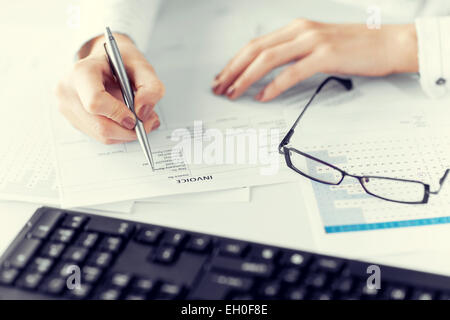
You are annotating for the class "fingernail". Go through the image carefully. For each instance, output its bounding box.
[215,74,220,80]
[216,83,228,95]
[122,117,136,130]
[255,88,266,101]
[139,105,153,122]
[212,83,221,94]
[152,119,160,130]
[211,76,220,87]
[226,86,235,99]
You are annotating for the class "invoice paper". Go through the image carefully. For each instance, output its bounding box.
[52,103,297,208]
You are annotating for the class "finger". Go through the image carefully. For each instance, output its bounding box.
[57,76,138,144]
[213,20,312,95]
[142,111,161,133]
[74,63,137,130]
[127,62,165,122]
[225,37,316,99]
[107,139,132,145]
[92,117,139,142]
[256,54,321,102]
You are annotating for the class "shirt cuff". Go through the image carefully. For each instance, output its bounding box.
[73,0,161,59]
[415,16,450,98]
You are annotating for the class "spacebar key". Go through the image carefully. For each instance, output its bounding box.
[210,256,274,278]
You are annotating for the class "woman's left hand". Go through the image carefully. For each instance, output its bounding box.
[212,19,418,102]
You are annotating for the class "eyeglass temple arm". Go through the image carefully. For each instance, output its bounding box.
[278,76,353,154]
[429,169,450,195]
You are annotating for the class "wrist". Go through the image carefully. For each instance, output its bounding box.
[389,24,418,74]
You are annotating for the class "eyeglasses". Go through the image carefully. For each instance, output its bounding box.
[279,76,449,204]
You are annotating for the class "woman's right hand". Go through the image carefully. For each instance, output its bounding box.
[56,33,165,144]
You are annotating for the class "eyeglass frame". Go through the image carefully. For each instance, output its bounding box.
[278,76,449,204]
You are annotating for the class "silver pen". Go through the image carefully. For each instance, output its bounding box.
[103,27,155,170]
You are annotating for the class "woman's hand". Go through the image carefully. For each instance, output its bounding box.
[56,34,165,144]
[213,19,418,102]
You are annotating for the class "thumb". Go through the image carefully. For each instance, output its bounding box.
[128,62,165,122]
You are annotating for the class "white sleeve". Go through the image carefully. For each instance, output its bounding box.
[415,16,450,98]
[74,0,161,56]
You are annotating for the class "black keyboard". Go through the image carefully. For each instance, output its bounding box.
[0,207,449,300]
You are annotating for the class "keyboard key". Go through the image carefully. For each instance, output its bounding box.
[17,271,43,290]
[0,267,19,285]
[411,290,435,300]
[62,215,88,230]
[156,283,183,300]
[110,273,132,288]
[85,218,134,238]
[186,236,211,253]
[29,210,62,239]
[190,273,253,300]
[7,238,41,269]
[386,285,408,300]
[132,277,156,294]
[258,281,281,299]
[285,287,307,300]
[210,256,274,278]
[30,257,54,274]
[97,288,122,300]
[55,262,77,278]
[213,273,253,290]
[82,266,102,284]
[88,252,113,269]
[310,291,333,300]
[154,246,177,264]
[332,277,354,294]
[162,232,188,247]
[76,232,99,248]
[40,276,66,295]
[41,242,65,259]
[100,236,122,253]
[51,228,75,243]
[305,272,327,289]
[360,283,380,299]
[282,252,311,268]
[251,247,280,262]
[125,293,147,300]
[219,242,248,257]
[314,257,344,273]
[63,246,88,263]
[66,283,91,299]
[279,268,301,284]
[135,227,162,245]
